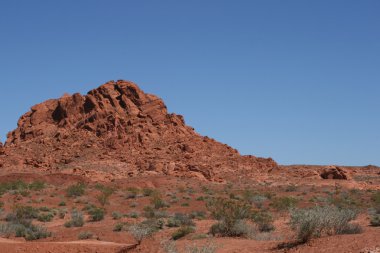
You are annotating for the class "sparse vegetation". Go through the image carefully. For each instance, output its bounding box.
[271,196,298,211]
[207,198,253,237]
[172,226,195,240]
[64,210,84,228]
[66,183,86,197]
[290,205,361,243]
[87,207,105,222]
[78,231,93,240]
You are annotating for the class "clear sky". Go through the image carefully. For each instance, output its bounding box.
[1,1,379,166]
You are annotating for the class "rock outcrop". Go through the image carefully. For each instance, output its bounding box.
[320,166,349,180]
[1,80,277,181]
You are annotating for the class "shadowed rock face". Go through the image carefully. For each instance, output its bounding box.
[1,80,277,181]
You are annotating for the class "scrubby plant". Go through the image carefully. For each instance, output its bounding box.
[64,210,84,228]
[251,210,275,232]
[1,207,51,240]
[128,221,157,244]
[37,212,55,222]
[142,188,155,197]
[66,183,86,197]
[189,211,206,220]
[113,222,127,232]
[112,211,123,220]
[270,196,298,211]
[58,208,67,219]
[29,181,46,191]
[167,213,195,228]
[78,231,93,240]
[172,226,195,240]
[207,198,253,237]
[370,215,380,226]
[289,205,361,243]
[127,211,140,219]
[87,207,105,222]
[151,194,168,209]
[95,184,114,206]
[185,241,218,253]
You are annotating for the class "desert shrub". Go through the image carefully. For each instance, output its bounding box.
[271,196,298,211]
[142,206,167,219]
[66,183,86,197]
[185,241,218,253]
[113,222,126,232]
[251,210,275,232]
[78,231,93,240]
[142,188,155,197]
[250,195,268,209]
[207,198,252,237]
[87,207,105,222]
[127,211,140,219]
[1,212,51,241]
[95,184,114,206]
[151,194,168,209]
[58,201,66,206]
[371,191,380,203]
[58,208,67,219]
[9,205,39,221]
[290,206,360,243]
[112,211,123,220]
[128,221,158,244]
[189,211,206,220]
[285,184,298,192]
[37,212,55,222]
[167,213,195,228]
[328,191,362,209]
[64,210,84,228]
[172,226,195,240]
[29,181,46,191]
[17,223,51,241]
[162,240,178,253]
[370,214,380,226]
[210,219,255,238]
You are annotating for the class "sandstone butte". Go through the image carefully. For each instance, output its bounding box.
[0,80,277,182]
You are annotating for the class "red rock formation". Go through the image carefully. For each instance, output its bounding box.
[320,166,349,180]
[1,80,277,181]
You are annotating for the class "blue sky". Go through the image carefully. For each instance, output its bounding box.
[1,1,379,165]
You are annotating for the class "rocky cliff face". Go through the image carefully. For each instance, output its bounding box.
[0,80,277,181]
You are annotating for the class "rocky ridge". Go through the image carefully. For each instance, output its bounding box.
[0,80,277,181]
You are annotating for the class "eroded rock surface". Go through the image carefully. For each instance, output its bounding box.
[1,80,277,181]
[320,166,349,180]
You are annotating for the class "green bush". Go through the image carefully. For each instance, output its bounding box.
[370,214,380,226]
[95,184,114,206]
[29,181,46,191]
[252,210,275,232]
[127,219,164,242]
[143,188,155,197]
[78,231,93,240]
[172,226,195,240]
[0,210,51,241]
[271,196,298,211]
[167,213,195,228]
[151,194,168,209]
[37,212,55,222]
[66,183,86,197]
[88,207,105,222]
[112,211,123,220]
[64,210,84,228]
[113,222,125,232]
[207,198,252,237]
[290,206,361,243]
